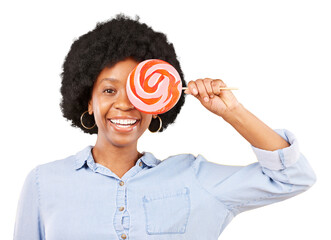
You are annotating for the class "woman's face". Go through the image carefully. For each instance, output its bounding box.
[88,57,153,148]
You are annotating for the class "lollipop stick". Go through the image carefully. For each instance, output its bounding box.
[182,87,238,91]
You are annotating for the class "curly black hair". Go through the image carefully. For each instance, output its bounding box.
[59,13,186,134]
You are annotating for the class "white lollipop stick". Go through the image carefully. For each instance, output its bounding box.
[182,87,238,91]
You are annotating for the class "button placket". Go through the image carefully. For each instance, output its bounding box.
[114,180,129,239]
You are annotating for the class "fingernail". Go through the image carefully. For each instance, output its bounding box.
[192,88,198,95]
[204,97,209,102]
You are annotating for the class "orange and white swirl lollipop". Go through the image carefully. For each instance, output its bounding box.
[126,59,182,114]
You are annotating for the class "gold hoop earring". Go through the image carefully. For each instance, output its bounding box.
[148,115,162,133]
[80,110,96,129]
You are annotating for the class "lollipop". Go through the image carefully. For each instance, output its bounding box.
[126,59,182,114]
[126,59,238,114]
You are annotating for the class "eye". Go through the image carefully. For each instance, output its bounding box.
[104,88,116,94]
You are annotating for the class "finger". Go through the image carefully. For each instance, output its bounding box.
[219,79,227,87]
[203,78,214,99]
[196,79,210,103]
[186,80,198,96]
[212,79,226,95]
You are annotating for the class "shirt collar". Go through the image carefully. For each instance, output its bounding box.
[74,145,161,170]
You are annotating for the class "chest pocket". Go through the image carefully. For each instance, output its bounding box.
[142,187,191,235]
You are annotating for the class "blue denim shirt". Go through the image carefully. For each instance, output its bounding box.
[14,129,316,240]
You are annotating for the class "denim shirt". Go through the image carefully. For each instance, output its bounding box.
[14,129,316,240]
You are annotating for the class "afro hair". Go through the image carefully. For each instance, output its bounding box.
[59,13,186,134]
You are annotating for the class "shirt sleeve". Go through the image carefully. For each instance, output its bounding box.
[191,129,317,216]
[13,166,44,240]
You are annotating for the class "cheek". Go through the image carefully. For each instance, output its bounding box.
[93,97,112,118]
[141,115,153,129]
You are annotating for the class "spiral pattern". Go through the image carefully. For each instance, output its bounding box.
[126,59,182,114]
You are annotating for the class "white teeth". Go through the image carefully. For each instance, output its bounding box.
[116,124,132,128]
[110,119,137,125]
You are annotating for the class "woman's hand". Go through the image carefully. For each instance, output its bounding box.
[184,78,241,119]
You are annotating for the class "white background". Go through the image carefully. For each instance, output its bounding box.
[1,0,330,239]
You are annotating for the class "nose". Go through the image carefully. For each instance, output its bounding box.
[114,89,135,111]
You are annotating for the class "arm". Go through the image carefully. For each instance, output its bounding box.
[186,78,316,215]
[222,103,289,151]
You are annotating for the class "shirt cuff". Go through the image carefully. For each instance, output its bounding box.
[250,129,301,171]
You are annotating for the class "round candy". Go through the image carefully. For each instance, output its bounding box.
[126,59,182,114]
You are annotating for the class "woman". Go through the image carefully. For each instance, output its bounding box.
[14,14,316,240]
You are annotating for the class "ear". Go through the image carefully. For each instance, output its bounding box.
[88,100,93,115]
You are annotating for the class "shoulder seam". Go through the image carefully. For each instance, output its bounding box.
[34,166,45,239]
[34,166,41,220]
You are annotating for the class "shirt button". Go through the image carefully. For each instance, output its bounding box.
[119,181,124,186]
[139,162,143,167]
[121,233,127,239]
[119,206,125,211]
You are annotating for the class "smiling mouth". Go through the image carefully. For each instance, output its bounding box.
[108,119,140,130]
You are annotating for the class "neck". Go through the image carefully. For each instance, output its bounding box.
[91,135,142,178]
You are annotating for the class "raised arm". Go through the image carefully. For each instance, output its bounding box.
[185,78,316,217]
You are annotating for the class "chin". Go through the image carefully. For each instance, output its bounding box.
[107,136,138,148]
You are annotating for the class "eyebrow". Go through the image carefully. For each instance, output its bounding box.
[100,78,120,83]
